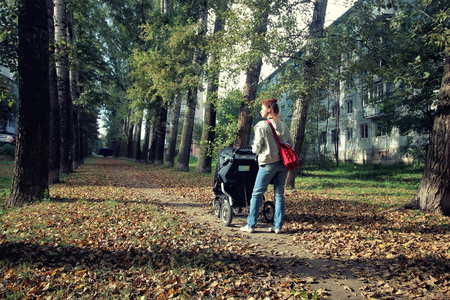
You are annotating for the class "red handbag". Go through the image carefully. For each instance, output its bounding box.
[267,120,301,170]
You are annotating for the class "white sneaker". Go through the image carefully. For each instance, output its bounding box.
[268,227,281,234]
[240,225,255,233]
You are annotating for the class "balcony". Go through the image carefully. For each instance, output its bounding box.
[362,104,382,119]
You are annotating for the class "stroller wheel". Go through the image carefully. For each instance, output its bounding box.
[213,198,221,218]
[220,201,233,226]
[233,207,242,214]
[262,201,275,222]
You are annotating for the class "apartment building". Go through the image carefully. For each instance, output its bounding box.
[262,3,425,165]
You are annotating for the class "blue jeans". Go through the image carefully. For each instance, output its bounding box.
[247,160,288,230]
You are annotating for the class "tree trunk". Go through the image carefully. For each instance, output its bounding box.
[72,108,79,168]
[160,0,171,17]
[48,0,60,184]
[405,52,450,216]
[148,120,157,164]
[154,104,167,165]
[176,88,196,171]
[334,84,340,167]
[233,7,268,148]
[285,0,328,190]
[196,13,224,173]
[176,2,207,170]
[132,118,142,161]
[126,119,134,158]
[165,92,182,167]
[67,7,81,170]
[141,115,151,163]
[8,0,50,207]
[54,0,73,174]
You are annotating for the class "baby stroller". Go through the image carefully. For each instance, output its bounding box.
[213,147,275,226]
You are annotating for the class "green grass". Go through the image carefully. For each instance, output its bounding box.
[297,163,423,206]
[0,160,13,190]
[1,157,423,211]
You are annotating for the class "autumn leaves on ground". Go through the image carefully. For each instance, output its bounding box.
[1,158,449,299]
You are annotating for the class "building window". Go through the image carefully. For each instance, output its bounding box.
[347,128,353,141]
[346,100,353,114]
[361,89,368,107]
[319,131,326,144]
[331,129,339,143]
[372,82,384,100]
[376,122,387,136]
[361,124,369,139]
[332,105,338,118]
[362,82,387,106]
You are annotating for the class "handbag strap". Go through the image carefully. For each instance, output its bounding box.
[266,120,282,148]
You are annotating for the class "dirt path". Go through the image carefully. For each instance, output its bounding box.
[147,187,367,299]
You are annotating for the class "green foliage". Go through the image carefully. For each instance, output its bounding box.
[212,90,242,156]
[399,135,428,166]
[127,22,201,105]
[0,0,18,72]
[0,75,17,123]
[0,144,15,157]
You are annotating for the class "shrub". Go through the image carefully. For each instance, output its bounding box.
[0,144,15,158]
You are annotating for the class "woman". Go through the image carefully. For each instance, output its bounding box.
[240,98,293,234]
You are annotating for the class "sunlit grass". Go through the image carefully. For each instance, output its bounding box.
[296,163,423,206]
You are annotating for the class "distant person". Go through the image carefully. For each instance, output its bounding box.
[240,98,293,234]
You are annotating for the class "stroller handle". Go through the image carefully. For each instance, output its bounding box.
[233,147,258,161]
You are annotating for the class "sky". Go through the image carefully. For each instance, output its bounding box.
[258,0,356,78]
[326,0,356,26]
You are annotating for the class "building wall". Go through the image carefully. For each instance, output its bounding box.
[317,81,418,164]
[264,69,421,165]
[260,3,426,165]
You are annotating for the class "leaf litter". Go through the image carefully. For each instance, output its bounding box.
[0,157,449,299]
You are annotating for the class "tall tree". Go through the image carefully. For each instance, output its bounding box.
[285,0,328,189]
[141,111,151,163]
[401,0,450,215]
[196,2,226,173]
[407,52,450,215]
[132,117,142,161]
[176,0,208,171]
[233,0,269,147]
[54,0,73,174]
[164,92,181,167]
[8,0,50,206]
[154,101,167,165]
[67,6,82,169]
[48,0,60,184]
